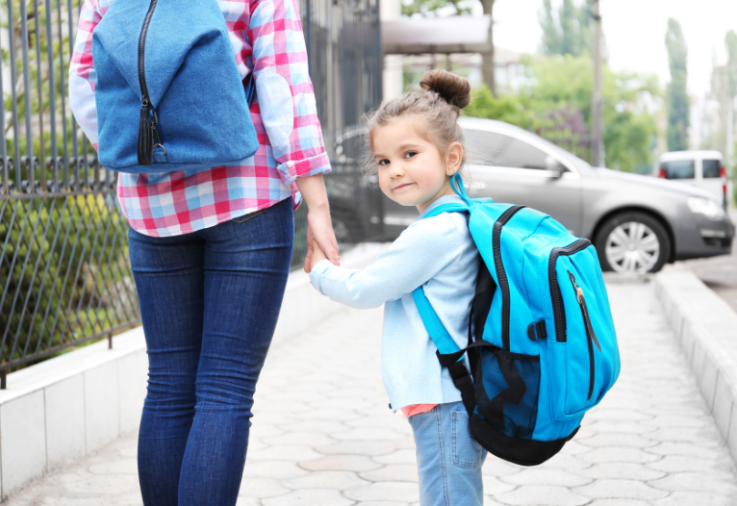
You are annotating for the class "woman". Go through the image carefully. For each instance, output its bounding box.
[69,0,337,504]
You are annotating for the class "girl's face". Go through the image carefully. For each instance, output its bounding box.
[372,117,462,214]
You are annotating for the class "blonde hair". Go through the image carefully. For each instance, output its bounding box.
[364,69,471,172]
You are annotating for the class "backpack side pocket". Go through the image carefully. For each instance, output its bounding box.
[473,347,540,439]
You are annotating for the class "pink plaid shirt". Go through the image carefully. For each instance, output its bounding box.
[70,0,330,237]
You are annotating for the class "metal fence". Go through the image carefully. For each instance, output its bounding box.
[0,0,383,384]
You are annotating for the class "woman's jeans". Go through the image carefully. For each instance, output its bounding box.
[407,402,487,506]
[128,198,293,506]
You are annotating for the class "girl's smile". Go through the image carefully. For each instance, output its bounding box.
[393,182,415,191]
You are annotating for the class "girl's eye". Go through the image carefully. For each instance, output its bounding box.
[378,159,389,166]
[404,151,417,159]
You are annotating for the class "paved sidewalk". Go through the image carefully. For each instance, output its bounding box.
[6,279,737,505]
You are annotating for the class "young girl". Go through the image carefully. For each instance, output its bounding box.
[309,69,486,505]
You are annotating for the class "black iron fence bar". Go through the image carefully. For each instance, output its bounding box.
[0,15,6,192]
[34,0,46,192]
[46,0,59,190]
[57,0,70,185]
[8,0,22,187]
[20,0,34,192]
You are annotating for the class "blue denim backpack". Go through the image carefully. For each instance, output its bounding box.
[413,174,620,466]
[92,0,259,173]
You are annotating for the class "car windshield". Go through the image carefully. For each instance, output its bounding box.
[661,160,695,179]
[703,159,721,178]
[462,125,592,172]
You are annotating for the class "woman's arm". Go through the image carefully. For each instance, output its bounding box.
[247,0,339,270]
[296,174,340,271]
[69,0,101,149]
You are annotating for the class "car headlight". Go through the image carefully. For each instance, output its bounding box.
[687,197,727,220]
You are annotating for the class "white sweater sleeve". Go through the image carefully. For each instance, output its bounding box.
[309,215,462,309]
[68,0,101,147]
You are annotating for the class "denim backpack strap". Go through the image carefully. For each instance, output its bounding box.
[412,287,476,417]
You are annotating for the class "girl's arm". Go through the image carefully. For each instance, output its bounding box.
[309,216,460,309]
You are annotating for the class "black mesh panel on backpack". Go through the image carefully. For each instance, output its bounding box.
[473,348,541,439]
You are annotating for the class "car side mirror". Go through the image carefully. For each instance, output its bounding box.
[545,156,566,179]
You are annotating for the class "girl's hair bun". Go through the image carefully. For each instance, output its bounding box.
[419,69,471,110]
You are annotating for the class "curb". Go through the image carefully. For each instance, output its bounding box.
[653,269,737,463]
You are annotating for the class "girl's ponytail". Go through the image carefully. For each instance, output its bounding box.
[419,69,471,110]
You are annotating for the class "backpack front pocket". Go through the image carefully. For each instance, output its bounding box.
[473,347,540,439]
[547,243,619,421]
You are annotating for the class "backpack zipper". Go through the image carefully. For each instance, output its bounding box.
[568,271,600,400]
[137,0,160,165]
[492,205,525,351]
[548,238,591,342]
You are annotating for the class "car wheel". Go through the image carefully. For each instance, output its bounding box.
[594,212,671,274]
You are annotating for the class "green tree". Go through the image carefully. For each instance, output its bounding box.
[401,0,473,16]
[726,29,737,95]
[665,18,689,151]
[465,54,660,173]
[539,0,594,57]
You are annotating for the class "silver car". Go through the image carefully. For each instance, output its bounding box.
[381,118,735,273]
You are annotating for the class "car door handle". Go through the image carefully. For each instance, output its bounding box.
[467,181,487,190]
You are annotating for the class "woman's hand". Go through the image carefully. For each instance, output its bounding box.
[310,239,328,271]
[305,207,340,272]
[296,173,340,273]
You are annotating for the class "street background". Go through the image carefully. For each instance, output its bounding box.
[1,0,737,503]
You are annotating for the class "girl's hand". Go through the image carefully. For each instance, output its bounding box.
[310,239,327,271]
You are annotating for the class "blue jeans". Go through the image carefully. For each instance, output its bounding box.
[408,402,487,506]
[127,198,293,506]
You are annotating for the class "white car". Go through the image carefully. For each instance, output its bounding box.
[657,150,731,208]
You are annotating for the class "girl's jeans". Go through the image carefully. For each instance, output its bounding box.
[408,401,488,506]
[127,198,293,506]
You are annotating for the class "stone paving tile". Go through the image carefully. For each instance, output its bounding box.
[359,464,419,483]
[6,280,737,506]
[301,455,384,473]
[494,485,591,506]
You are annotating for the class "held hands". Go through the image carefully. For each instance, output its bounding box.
[310,239,328,272]
[304,206,340,273]
[296,173,340,273]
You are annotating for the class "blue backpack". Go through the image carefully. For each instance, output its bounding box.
[92,0,259,173]
[413,174,620,466]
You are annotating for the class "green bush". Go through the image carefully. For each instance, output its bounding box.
[0,194,134,369]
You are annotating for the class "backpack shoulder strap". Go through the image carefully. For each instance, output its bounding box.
[411,288,460,355]
[412,287,477,416]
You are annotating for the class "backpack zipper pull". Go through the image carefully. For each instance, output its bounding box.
[568,272,602,352]
[137,97,154,165]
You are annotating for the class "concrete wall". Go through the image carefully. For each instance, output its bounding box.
[654,269,737,464]
[0,243,388,500]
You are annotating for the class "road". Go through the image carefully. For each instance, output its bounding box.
[673,209,737,313]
